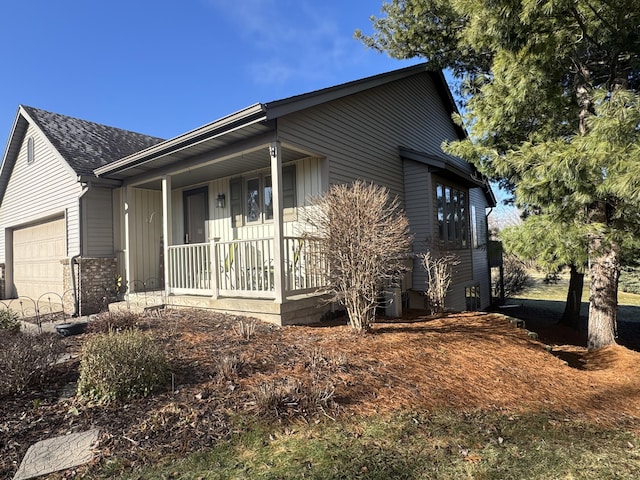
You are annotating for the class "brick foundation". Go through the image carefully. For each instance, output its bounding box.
[61,257,118,315]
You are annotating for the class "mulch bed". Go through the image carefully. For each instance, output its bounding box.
[2,309,639,478]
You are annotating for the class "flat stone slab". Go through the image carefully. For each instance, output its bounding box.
[13,429,99,480]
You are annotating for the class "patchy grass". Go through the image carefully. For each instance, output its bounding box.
[512,272,640,310]
[2,309,640,479]
[100,412,640,480]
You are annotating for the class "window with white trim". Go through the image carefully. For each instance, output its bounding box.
[230,165,296,227]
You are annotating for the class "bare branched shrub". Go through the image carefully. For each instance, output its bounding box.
[216,354,243,380]
[0,309,20,333]
[305,180,411,332]
[500,255,531,298]
[0,332,65,397]
[306,348,349,373]
[233,319,257,340]
[253,378,336,417]
[420,250,460,315]
[87,311,143,334]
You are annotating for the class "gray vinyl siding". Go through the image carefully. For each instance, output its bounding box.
[470,187,491,309]
[430,174,474,312]
[403,159,433,292]
[0,123,81,262]
[403,161,477,311]
[83,187,114,256]
[278,72,468,199]
[130,187,163,285]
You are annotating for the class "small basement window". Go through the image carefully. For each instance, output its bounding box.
[465,284,481,311]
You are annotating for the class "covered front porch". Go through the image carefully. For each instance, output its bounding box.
[96,108,330,323]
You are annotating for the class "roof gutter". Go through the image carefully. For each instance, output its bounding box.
[95,103,267,177]
[77,175,122,187]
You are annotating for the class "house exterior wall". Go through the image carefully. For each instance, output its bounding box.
[82,187,114,257]
[0,123,82,297]
[403,158,433,296]
[165,157,324,244]
[277,72,493,312]
[62,257,118,315]
[130,188,163,287]
[469,187,492,309]
[278,73,466,200]
[0,123,81,259]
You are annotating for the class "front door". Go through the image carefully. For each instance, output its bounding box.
[183,187,208,244]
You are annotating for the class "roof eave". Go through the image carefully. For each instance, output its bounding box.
[0,107,29,203]
[263,62,431,120]
[95,103,267,177]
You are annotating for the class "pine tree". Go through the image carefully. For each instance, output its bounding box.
[500,214,587,329]
[359,0,640,349]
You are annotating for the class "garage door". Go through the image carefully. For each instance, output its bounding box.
[13,217,66,299]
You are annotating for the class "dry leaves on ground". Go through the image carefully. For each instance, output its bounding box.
[1,309,639,479]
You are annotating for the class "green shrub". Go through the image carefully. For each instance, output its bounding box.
[620,266,640,295]
[0,332,64,396]
[0,309,20,333]
[78,328,170,402]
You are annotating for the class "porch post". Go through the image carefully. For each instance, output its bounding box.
[210,239,219,300]
[162,175,172,297]
[270,141,286,303]
[124,186,132,292]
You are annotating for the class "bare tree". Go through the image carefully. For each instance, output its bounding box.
[306,181,411,332]
[420,250,459,315]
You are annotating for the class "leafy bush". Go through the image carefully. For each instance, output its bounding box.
[0,332,64,396]
[0,309,20,333]
[78,329,170,402]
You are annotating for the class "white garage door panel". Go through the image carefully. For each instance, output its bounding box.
[13,218,66,298]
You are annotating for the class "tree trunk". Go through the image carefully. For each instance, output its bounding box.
[560,264,584,330]
[587,220,620,350]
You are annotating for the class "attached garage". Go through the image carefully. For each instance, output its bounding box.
[12,217,66,299]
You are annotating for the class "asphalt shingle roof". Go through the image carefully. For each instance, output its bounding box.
[22,106,165,176]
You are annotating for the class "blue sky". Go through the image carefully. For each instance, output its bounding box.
[0,1,513,215]
[0,1,419,141]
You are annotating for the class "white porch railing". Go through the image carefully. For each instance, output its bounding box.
[168,243,213,295]
[284,236,325,293]
[216,238,275,298]
[167,236,326,298]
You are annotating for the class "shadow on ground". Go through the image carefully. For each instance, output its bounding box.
[494,299,640,351]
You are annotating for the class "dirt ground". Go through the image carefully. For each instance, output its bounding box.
[2,309,639,478]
